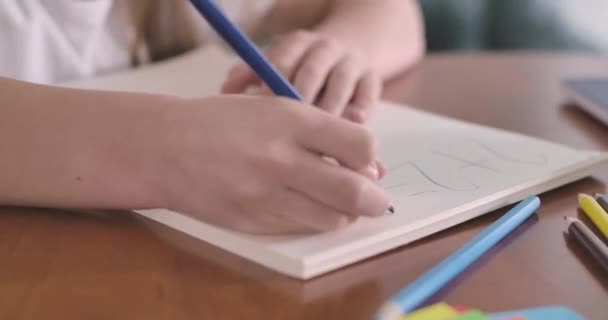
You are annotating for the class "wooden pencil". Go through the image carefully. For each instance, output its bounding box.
[594,192,608,213]
[564,217,608,272]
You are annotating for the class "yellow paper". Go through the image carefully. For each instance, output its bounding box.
[402,303,458,320]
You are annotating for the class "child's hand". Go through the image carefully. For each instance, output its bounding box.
[157,95,389,234]
[221,30,382,124]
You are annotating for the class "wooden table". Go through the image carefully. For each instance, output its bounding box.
[1,53,607,320]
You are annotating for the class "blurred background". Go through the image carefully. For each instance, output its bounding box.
[419,0,608,54]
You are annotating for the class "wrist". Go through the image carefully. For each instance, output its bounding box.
[72,92,179,211]
[117,95,182,210]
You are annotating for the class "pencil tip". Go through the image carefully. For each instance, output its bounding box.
[388,205,395,214]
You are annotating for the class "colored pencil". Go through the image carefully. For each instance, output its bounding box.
[374,196,541,320]
[188,0,301,99]
[564,217,608,272]
[578,193,608,239]
[594,192,608,213]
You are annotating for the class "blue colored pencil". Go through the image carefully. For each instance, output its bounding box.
[188,0,302,100]
[374,196,541,320]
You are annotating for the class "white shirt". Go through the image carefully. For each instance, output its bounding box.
[0,0,134,84]
[0,0,273,84]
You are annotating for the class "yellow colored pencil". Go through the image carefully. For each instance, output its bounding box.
[578,193,608,239]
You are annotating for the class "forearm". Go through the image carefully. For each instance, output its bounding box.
[0,78,169,210]
[313,0,425,79]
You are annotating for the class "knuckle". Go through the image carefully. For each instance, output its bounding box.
[317,37,340,52]
[260,141,294,177]
[288,30,313,43]
[237,151,292,207]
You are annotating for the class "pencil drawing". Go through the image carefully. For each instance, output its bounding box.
[472,139,548,165]
[431,151,502,174]
[380,137,550,197]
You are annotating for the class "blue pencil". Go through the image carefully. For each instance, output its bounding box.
[374,195,541,320]
[188,0,302,100]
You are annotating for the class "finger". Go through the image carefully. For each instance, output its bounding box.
[221,64,261,94]
[345,71,382,123]
[343,108,366,124]
[323,156,378,181]
[286,148,390,217]
[376,159,387,179]
[297,112,377,171]
[279,188,356,232]
[292,38,344,104]
[221,31,315,94]
[246,84,273,96]
[318,56,361,115]
[266,31,317,80]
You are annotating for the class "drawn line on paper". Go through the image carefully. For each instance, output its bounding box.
[383,182,411,190]
[431,151,503,174]
[472,139,548,165]
[386,161,414,172]
[384,161,480,193]
[409,161,480,191]
[408,190,439,196]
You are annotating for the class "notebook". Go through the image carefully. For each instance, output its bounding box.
[64,46,608,279]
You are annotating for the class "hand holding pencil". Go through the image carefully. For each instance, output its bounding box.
[188,0,392,210]
[161,95,390,234]
[174,0,393,234]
